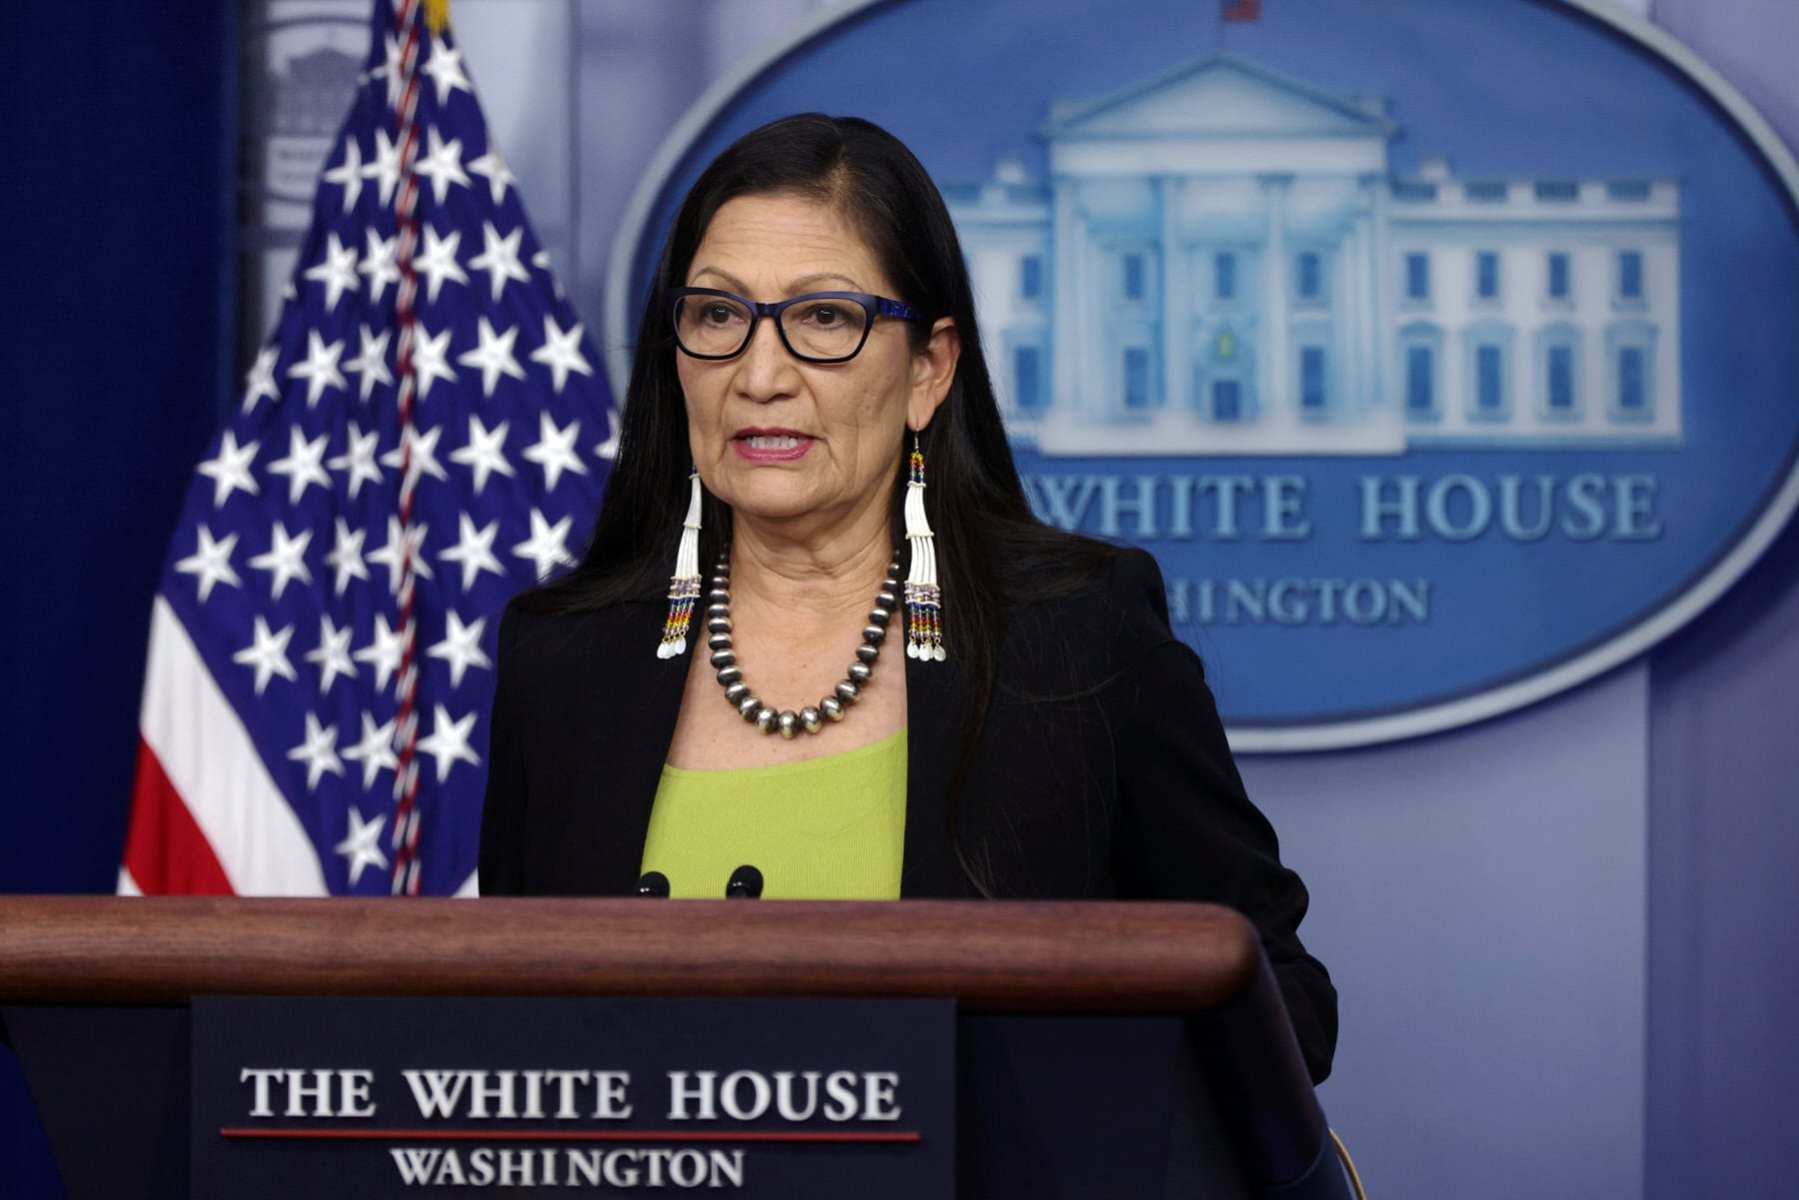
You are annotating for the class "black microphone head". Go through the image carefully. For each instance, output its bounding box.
[725,865,764,899]
[636,871,670,898]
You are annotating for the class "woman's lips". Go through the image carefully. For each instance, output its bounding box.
[732,432,815,461]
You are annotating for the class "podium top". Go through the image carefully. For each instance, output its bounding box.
[0,897,1260,1012]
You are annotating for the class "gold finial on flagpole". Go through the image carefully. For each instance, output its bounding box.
[424,0,450,33]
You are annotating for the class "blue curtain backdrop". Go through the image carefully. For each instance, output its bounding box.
[0,3,235,1192]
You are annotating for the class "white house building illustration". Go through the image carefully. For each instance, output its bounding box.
[942,57,1682,455]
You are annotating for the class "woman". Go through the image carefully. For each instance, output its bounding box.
[479,114,1336,1083]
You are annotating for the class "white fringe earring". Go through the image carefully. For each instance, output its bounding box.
[903,432,947,661]
[657,471,703,659]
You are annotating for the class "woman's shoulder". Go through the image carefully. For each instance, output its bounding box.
[993,532,1181,686]
[498,587,660,680]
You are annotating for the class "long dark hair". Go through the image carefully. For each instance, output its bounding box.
[525,113,1117,887]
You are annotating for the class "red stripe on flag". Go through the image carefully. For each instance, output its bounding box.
[1222,0,1262,21]
[123,738,235,895]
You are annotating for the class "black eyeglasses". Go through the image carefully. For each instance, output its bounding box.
[670,287,921,364]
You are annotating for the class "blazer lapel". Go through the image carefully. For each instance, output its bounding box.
[586,601,689,894]
[900,649,971,897]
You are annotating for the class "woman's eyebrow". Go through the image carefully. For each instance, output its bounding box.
[688,266,864,295]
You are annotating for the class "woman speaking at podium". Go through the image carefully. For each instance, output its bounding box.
[479,114,1336,1082]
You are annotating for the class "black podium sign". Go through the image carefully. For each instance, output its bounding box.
[190,996,955,1198]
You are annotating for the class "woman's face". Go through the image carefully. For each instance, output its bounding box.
[675,191,956,533]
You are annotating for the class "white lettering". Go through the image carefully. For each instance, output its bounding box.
[388,1148,441,1186]
[667,1071,717,1120]
[863,1072,901,1121]
[593,1071,634,1119]
[402,1069,471,1119]
[822,1071,859,1121]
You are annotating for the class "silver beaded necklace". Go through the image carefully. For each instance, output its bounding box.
[705,548,902,739]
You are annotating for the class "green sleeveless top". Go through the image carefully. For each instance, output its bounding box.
[639,728,908,900]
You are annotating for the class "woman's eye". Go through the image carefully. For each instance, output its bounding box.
[805,304,845,326]
[702,304,738,325]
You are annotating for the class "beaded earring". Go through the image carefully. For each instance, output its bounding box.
[903,432,947,661]
[656,471,702,659]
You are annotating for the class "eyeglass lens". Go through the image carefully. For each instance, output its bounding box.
[674,295,872,361]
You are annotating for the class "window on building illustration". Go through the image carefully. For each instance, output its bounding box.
[1536,180,1580,202]
[1213,378,1242,422]
[1406,253,1430,300]
[1123,347,1151,410]
[1123,254,1145,301]
[1548,345,1575,411]
[1215,252,1236,300]
[1020,255,1043,301]
[1300,346,1326,412]
[1548,252,1571,299]
[1476,252,1500,300]
[1406,345,1434,413]
[1297,252,1322,302]
[1476,345,1503,413]
[1618,346,1645,412]
[1014,345,1044,412]
[1619,251,1643,300]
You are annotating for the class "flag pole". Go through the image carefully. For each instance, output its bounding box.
[389,0,428,896]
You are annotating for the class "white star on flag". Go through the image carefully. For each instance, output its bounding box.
[408,323,458,398]
[361,126,402,207]
[287,713,345,791]
[287,330,347,408]
[469,222,530,302]
[341,714,398,790]
[344,325,393,401]
[414,225,468,303]
[303,232,360,312]
[380,423,449,492]
[324,517,371,595]
[449,414,514,495]
[322,137,364,213]
[414,126,471,205]
[428,610,492,688]
[328,422,383,500]
[530,315,593,393]
[438,512,505,592]
[241,346,279,414]
[249,521,315,601]
[304,613,358,693]
[359,229,399,304]
[522,411,588,491]
[421,38,473,106]
[268,426,332,505]
[457,316,526,397]
[197,430,260,508]
[468,147,515,205]
[233,616,297,695]
[513,507,575,580]
[174,524,241,602]
[354,613,407,692]
[596,415,622,462]
[372,30,405,110]
[417,705,481,782]
[367,516,434,593]
[334,806,389,886]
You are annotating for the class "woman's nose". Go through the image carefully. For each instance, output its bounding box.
[733,317,800,401]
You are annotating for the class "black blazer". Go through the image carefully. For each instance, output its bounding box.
[479,548,1337,1082]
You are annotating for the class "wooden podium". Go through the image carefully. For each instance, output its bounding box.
[0,897,1348,1198]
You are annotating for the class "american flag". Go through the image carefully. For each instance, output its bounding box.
[119,0,612,897]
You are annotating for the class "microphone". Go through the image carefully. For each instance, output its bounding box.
[636,871,670,898]
[725,865,764,899]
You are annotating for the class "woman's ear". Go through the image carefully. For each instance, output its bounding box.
[907,317,960,432]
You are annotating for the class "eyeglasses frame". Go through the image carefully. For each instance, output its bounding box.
[669,286,922,364]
